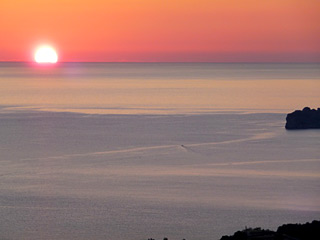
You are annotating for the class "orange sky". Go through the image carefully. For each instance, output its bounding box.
[0,0,319,62]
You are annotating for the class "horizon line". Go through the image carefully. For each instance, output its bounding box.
[1,61,320,64]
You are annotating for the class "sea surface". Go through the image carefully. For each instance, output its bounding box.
[0,63,319,240]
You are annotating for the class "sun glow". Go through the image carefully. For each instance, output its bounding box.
[34,46,58,63]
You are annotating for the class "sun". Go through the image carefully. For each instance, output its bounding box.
[34,46,58,63]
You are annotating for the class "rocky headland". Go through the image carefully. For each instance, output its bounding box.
[285,107,320,130]
[220,220,320,240]
[145,220,320,240]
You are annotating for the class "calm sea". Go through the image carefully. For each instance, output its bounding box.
[0,63,319,240]
[1,62,319,114]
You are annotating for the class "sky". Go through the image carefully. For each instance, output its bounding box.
[0,0,319,62]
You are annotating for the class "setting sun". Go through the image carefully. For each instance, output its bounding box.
[34,46,58,63]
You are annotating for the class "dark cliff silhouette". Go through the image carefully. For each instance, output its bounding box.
[285,107,320,129]
[276,221,320,240]
[144,221,320,240]
[220,220,320,240]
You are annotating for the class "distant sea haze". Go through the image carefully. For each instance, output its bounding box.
[0,63,319,240]
[0,62,319,114]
